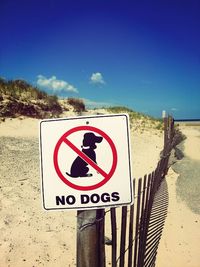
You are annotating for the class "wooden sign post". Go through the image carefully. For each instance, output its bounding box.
[77,209,105,267]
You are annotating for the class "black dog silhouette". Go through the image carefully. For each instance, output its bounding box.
[66,132,103,178]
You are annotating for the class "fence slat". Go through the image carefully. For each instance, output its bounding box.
[128,179,135,267]
[110,208,117,267]
[96,209,105,267]
[119,206,128,267]
[133,178,142,267]
[138,175,147,267]
[127,204,134,267]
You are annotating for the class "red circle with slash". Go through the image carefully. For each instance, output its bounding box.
[53,126,118,191]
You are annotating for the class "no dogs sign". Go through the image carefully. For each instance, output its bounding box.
[39,114,133,210]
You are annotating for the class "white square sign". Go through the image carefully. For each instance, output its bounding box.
[39,113,133,210]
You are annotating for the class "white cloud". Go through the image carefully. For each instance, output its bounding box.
[37,75,78,93]
[90,72,105,85]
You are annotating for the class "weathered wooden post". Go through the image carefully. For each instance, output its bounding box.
[77,209,105,267]
[162,110,168,155]
[168,115,174,143]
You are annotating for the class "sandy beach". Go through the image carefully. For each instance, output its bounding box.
[0,116,199,266]
[0,114,163,267]
[156,125,200,267]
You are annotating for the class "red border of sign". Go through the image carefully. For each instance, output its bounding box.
[53,126,118,191]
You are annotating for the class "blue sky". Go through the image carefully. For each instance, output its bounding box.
[0,0,200,119]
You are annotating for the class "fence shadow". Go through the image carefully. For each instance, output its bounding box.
[143,178,168,267]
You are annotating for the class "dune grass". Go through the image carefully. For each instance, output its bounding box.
[0,78,62,117]
[0,78,56,102]
[106,106,163,130]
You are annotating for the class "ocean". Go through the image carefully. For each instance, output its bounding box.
[175,119,200,126]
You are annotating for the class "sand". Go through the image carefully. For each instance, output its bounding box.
[0,115,163,267]
[156,125,200,267]
[1,115,199,266]
[0,118,76,266]
[180,126,200,161]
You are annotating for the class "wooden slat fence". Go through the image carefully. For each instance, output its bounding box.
[104,115,181,267]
